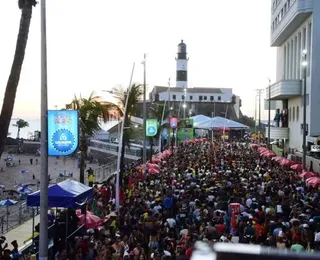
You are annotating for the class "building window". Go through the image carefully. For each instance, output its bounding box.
[189,95,193,100]
[182,95,185,100]
[172,94,176,100]
[218,96,221,101]
[292,106,295,121]
[199,96,203,101]
[210,96,214,101]
[289,107,291,121]
[296,106,299,121]
[204,96,207,101]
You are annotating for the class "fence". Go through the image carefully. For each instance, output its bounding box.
[0,202,36,234]
[94,160,117,183]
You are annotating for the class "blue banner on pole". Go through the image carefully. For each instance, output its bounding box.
[48,110,79,156]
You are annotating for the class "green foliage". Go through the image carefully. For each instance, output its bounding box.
[67,91,117,138]
[238,115,255,129]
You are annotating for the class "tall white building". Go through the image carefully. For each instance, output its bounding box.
[267,0,320,156]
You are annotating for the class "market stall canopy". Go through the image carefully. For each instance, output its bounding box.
[194,116,249,130]
[27,179,93,208]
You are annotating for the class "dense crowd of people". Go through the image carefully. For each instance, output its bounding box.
[46,139,320,259]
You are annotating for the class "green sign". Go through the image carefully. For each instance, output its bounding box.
[177,128,194,141]
[179,119,194,128]
[146,119,158,137]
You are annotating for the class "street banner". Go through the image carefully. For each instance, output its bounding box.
[146,119,158,137]
[48,110,79,156]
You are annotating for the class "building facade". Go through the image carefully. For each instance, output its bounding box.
[267,0,320,155]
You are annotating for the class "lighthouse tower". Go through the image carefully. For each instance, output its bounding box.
[176,40,188,88]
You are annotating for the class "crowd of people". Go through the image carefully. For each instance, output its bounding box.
[49,139,320,259]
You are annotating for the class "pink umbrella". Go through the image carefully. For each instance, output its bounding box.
[272,156,283,162]
[261,151,276,157]
[290,164,303,172]
[148,168,159,175]
[299,171,317,179]
[279,158,294,166]
[78,213,103,229]
[151,157,161,163]
[76,209,94,216]
[306,177,320,187]
[258,147,267,152]
[250,143,259,149]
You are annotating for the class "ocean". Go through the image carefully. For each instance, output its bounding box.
[9,118,118,139]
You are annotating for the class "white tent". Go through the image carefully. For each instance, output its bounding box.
[190,115,211,125]
[195,116,249,130]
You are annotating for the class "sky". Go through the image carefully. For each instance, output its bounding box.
[0,0,276,120]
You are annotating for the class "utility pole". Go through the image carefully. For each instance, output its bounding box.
[39,0,49,259]
[142,54,147,166]
[267,79,271,150]
[256,89,264,142]
[302,50,308,170]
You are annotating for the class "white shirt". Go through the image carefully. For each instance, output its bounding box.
[315,232,320,242]
[246,198,252,208]
[166,218,176,228]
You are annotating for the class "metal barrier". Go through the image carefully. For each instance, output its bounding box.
[94,160,117,183]
[89,140,143,157]
[0,202,36,234]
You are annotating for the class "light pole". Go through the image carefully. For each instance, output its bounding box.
[142,54,147,166]
[115,63,135,210]
[267,78,271,150]
[39,0,49,259]
[256,89,264,142]
[302,50,308,170]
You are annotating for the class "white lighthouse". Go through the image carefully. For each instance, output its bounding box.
[176,40,188,88]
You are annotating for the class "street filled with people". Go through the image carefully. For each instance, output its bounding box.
[24,139,320,259]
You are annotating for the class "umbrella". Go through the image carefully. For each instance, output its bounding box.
[0,185,5,189]
[75,209,94,216]
[261,151,276,157]
[272,156,283,162]
[299,172,317,179]
[78,213,103,229]
[291,164,303,172]
[19,170,28,174]
[0,199,18,206]
[250,144,259,149]
[279,158,294,166]
[17,186,33,194]
[258,147,267,152]
[148,168,159,175]
[306,177,320,187]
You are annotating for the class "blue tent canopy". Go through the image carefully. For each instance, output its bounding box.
[195,116,249,130]
[27,179,93,208]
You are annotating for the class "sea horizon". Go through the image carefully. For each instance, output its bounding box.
[9,118,118,139]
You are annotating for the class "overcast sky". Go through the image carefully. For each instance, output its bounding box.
[0,0,276,120]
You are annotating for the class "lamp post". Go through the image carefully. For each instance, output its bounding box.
[39,0,49,259]
[268,78,271,150]
[142,54,147,166]
[302,50,308,170]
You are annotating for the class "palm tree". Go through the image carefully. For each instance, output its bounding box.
[112,83,143,182]
[0,0,37,158]
[66,92,116,184]
[13,119,29,139]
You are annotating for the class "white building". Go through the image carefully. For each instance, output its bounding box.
[267,0,320,155]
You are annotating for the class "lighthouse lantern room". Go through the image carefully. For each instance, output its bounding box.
[176,40,188,88]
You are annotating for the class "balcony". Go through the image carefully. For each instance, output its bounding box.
[266,80,301,100]
[270,127,289,140]
[271,0,313,46]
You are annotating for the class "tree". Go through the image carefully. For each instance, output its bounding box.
[112,83,143,182]
[0,0,37,158]
[66,92,116,184]
[238,115,255,129]
[13,119,29,139]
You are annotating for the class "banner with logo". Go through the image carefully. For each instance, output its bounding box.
[177,128,194,141]
[169,117,178,129]
[48,110,79,156]
[146,119,158,137]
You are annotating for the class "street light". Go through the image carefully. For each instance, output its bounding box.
[302,49,307,170]
[267,78,271,150]
[39,0,49,259]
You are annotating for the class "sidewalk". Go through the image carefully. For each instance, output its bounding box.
[3,214,40,250]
